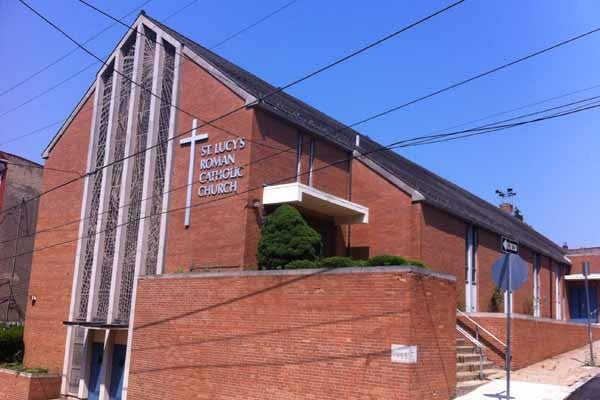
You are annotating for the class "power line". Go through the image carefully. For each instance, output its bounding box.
[0,61,98,118]
[1,87,594,246]
[0,0,465,241]
[0,0,303,152]
[3,0,465,220]
[0,119,64,146]
[1,92,597,247]
[407,82,600,140]
[2,97,597,264]
[209,0,298,49]
[343,26,600,131]
[0,0,151,99]
[161,0,200,22]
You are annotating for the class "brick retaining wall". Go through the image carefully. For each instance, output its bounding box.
[459,313,600,369]
[128,267,456,400]
[0,369,60,400]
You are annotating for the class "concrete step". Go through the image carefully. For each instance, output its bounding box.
[456,369,500,382]
[456,345,478,354]
[456,360,495,372]
[457,353,481,363]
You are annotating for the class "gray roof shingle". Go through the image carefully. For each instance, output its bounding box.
[147,15,568,264]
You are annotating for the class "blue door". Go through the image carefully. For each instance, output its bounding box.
[108,345,126,400]
[88,343,104,400]
[569,286,598,322]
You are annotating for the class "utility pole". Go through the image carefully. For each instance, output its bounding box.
[5,199,24,322]
[583,261,595,366]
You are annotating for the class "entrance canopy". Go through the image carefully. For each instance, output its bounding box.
[262,182,369,225]
[564,274,600,281]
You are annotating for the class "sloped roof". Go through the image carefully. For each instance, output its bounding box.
[65,14,567,264]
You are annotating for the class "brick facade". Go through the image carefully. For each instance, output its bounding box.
[568,250,600,274]
[128,268,456,400]
[459,313,600,369]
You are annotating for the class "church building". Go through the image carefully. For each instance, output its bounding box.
[20,12,570,400]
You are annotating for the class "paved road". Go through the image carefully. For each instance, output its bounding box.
[567,376,600,400]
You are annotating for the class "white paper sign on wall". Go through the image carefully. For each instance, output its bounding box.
[391,344,417,364]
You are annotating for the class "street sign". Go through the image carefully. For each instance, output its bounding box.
[492,253,528,291]
[501,236,519,254]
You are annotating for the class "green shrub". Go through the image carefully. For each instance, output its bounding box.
[0,362,47,374]
[351,258,369,267]
[367,254,407,266]
[318,256,356,268]
[0,326,24,363]
[407,259,428,268]
[257,205,321,270]
[285,259,318,269]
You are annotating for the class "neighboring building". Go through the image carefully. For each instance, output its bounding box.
[564,246,600,322]
[21,13,570,399]
[0,151,43,323]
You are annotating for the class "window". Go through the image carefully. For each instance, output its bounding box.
[533,253,541,317]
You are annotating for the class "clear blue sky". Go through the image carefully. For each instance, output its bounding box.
[1,0,598,248]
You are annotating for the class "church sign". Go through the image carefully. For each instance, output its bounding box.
[198,137,246,197]
[180,118,247,227]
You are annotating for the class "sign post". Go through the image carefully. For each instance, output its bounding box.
[505,254,511,400]
[492,240,527,400]
[583,261,595,366]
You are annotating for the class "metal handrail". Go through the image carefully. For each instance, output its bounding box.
[456,325,486,380]
[456,325,486,349]
[457,309,506,348]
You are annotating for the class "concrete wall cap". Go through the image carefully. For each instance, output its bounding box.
[463,311,600,327]
[0,368,60,378]
[140,265,456,282]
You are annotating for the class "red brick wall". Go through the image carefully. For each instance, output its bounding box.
[569,253,600,274]
[348,160,418,260]
[128,268,456,400]
[311,139,350,199]
[0,370,61,400]
[23,93,94,373]
[420,205,467,308]
[164,56,255,273]
[459,313,600,369]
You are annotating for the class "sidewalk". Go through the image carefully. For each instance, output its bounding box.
[456,340,600,400]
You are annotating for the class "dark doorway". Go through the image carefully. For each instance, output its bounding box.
[109,344,126,400]
[88,343,104,400]
[568,286,598,322]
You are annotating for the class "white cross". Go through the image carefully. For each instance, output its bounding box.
[180,119,208,227]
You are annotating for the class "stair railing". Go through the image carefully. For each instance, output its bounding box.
[456,325,486,379]
[457,309,506,348]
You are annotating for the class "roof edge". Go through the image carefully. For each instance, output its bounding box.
[354,150,425,201]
